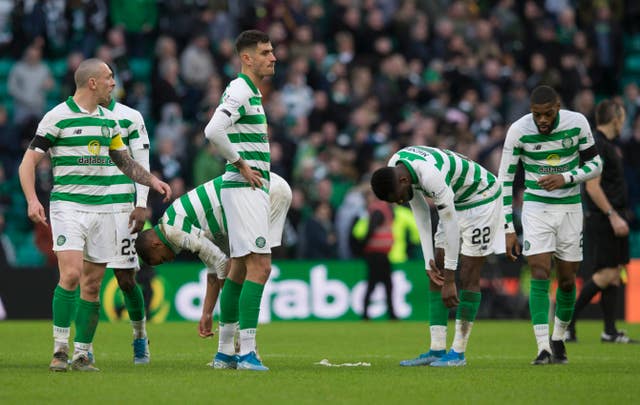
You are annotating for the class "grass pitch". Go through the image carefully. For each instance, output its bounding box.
[1,320,639,404]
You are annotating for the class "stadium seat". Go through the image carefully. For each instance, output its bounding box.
[130,58,151,81]
[0,58,14,79]
[624,54,640,74]
[48,59,67,79]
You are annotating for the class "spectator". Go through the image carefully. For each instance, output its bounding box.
[7,45,53,125]
[298,201,336,259]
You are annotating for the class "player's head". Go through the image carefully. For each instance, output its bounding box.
[74,58,115,106]
[135,226,176,266]
[595,99,625,136]
[236,30,276,79]
[370,165,414,204]
[530,85,561,135]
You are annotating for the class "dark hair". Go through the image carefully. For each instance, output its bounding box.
[134,229,156,265]
[235,30,270,54]
[370,167,396,201]
[595,99,623,126]
[530,85,559,105]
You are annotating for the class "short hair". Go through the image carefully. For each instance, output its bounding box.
[530,85,559,105]
[595,99,623,126]
[74,58,107,88]
[134,229,156,265]
[370,167,396,201]
[235,30,270,54]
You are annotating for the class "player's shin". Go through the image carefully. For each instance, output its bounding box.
[451,290,481,353]
[73,299,100,355]
[123,284,146,338]
[52,285,77,353]
[218,279,242,355]
[429,290,449,351]
[238,280,265,356]
[530,279,551,352]
[552,285,576,341]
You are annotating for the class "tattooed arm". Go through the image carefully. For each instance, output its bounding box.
[109,149,172,201]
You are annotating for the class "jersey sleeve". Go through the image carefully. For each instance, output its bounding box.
[33,111,60,152]
[218,81,251,124]
[497,122,522,233]
[127,110,150,151]
[408,191,434,268]
[562,113,602,184]
[414,161,460,271]
[108,120,127,151]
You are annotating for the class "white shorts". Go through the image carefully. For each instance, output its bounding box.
[107,211,140,270]
[435,199,505,257]
[268,173,292,248]
[50,207,118,263]
[221,187,271,257]
[521,204,583,261]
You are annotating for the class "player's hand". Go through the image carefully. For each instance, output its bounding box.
[441,279,459,308]
[610,212,630,237]
[128,207,147,233]
[198,313,214,338]
[26,198,47,225]
[505,232,521,262]
[427,259,445,286]
[150,177,172,202]
[537,174,565,191]
[234,159,263,189]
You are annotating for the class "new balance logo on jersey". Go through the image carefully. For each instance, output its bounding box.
[74,129,83,134]
[535,145,541,150]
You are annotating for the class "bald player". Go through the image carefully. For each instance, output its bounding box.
[18,58,171,372]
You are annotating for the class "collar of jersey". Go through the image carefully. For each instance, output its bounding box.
[105,97,116,111]
[153,225,179,253]
[552,110,560,131]
[65,96,104,116]
[397,160,418,184]
[238,73,259,95]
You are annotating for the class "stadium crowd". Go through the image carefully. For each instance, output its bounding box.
[1,0,640,266]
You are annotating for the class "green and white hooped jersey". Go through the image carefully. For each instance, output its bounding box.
[35,97,125,212]
[159,177,228,254]
[498,109,599,232]
[104,99,150,211]
[389,146,501,211]
[218,73,270,193]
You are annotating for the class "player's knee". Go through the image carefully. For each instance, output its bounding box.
[115,270,136,292]
[557,277,576,292]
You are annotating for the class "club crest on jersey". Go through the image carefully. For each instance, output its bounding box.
[255,236,266,248]
[101,125,110,138]
[562,137,573,148]
[88,140,101,155]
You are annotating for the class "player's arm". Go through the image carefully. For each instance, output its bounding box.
[199,273,226,338]
[19,115,58,225]
[585,176,629,237]
[497,124,522,261]
[562,117,603,185]
[128,112,152,232]
[161,222,228,279]
[204,90,262,188]
[109,133,171,202]
[408,192,434,271]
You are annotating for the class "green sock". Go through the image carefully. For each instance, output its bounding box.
[52,285,77,328]
[220,279,243,324]
[429,290,449,326]
[555,285,576,323]
[456,290,481,322]
[239,280,265,330]
[123,284,145,322]
[530,279,551,325]
[74,299,100,344]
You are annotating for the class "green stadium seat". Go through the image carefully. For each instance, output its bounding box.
[0,58,14,79]
[625,54,640,74]
[48,59,67,79]
[130,58,151,81]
